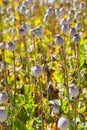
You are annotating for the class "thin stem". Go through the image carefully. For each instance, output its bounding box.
[33,36,36,61]
[22,36,30,88]
[13,51,16,113]
[74,99,77,130]
[39,77,44,130]
[2,50,9,92]
[77,43,80,87]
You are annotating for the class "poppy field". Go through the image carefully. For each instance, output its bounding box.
[0,0,87,130]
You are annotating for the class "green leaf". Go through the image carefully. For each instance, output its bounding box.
[78,113,85,123]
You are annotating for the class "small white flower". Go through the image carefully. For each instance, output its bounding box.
[55,34,65,46]
[57,117,69,130]
[0,92,8,104]
[31,65,42,77]
[69,85,79,98]
[0,109,7,122]
[7,42,16,51]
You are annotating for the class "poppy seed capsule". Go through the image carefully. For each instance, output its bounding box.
[72,34,81,43]
[0,109,7,122]
[1,62,8,70]
[22,0,32,8]
[59,7,66,17]
[31,65,42,77]
[68,10,74,18]
[74,12,82,21]
[0,42,6,50]
[46,7,53,16]
[0,92,8,104]
[67,17,72,25]
[30,28,37,35]
[7,42,16,51]
[73,1,79,9]
[35,25,43,38]
[79,2,85,10]
[20,6,26,14]
[52,105,59,114]
[69,85,79,98]
[60,18,68,25]
[75,23,81,31]
[69,28,77,37]
[55,34,65,46]
[57,117,69,130]
[18,27,27,36]
[61,25,69,34]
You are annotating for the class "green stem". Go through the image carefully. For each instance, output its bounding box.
[13,51,16,113]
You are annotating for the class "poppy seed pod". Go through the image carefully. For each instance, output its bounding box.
[0,92,8,104]
[69,85,79,98]
[18,26,27,36]
[57,117,69,130]
[6,7,12,14]
[11,17,18,25]
[10,28,16,35]
[52,104,59,114]
[7,42,16,51]
[61,25,69,34]
[55,34,65,46]
[59,7,66,17]
[43,13,49,22]
[0,108,7,122]
[30,28,37,36]
[67,17,72,25]
[60,18,67,25]
[68,10,74,18]
[20,6,26,14]
[75,23,81,31]
[79,2,85,10]
[22,0,32,8]
[72,34,81,43]
[69,28,77,37]
[31,65,42,77]
[26,10,32,16]
[35,25,43,38]
[0,42,6,50]
[1,62,8,70]
[22,23,28,32]
[55,8,60,16]
[46,7,53,16]
[73,1,80,9]
[74,12,82,21]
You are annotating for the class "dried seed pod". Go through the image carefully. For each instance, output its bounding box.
[7,42,16,51]
[55,34,65,46]
[74,11,82,21]
[52,104,59,114]
[72,34,81,43]
[20,6,26,14]
[18,26,27,36]
[68,10,74,18]
[46,7,53,16]
[57,117,69,130]
[0,92,8,104]
[75,23,81,31]
[60,18,67,25]
[1,62,8,70]
[0,108,7,122]
[31,65,42,77]
[61,25,69,34]
[79,2,85,10]
[69,85,79,98]
[0,42,6,50]
[69,28,77,37]
[67,17,72,25]
[73,1,80,10]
